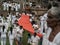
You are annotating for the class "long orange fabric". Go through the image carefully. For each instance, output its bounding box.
[18,14,43,37]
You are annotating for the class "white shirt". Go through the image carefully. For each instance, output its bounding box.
[6,3,9,8]
[13,27,17,38]
[8,31,14,40]
[29,3,32,7]
[19,29,24,37]
[47,27,52,38]
[31,35,40,43]
[53,32,60,45]
[43,13,48,21]
[17,4,20,9]
[4,22,9,30]
[1,29,7,38]
[3,2,7,7]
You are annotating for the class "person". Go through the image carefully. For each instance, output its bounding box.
[27,33,31,45]
[17,3,20,10]
[47,0,60,41]
[31,32,40,45]
[1,25,7,45]
[46,1,60,45]
[40,16,44,33]
[19,26,24,42]
[4,18,9,30]
[0,15,4,41]
[16,26,24,45]
[6,2,9,11]
[15,3,18,11]
[8,27,14,45]
[2,1,7,10]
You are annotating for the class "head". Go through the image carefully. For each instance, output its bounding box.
[50,1,60,15]
[34,32,37,37]
[47,9,60,28]
[47,1,60,28]
[3,25,5,32]
[19,26,23,29]
[28,33,31,38]
[10,27,13,34]
[1,14,3,17]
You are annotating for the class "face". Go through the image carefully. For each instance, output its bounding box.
[47,14,57,27]
[47,3,60,27]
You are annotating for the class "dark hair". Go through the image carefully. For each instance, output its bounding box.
[20,26,23,29]
[34,32,37,37]
[3,25,5,32]
[52,2,59,7]
[10,27,13,34]
[28,33,31,38]
[47,3,52,9]
[57,0,60,2]
[1,14,3,17]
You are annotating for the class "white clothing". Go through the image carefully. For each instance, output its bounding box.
[19,29,24,37]
[47,27,52,38]
[16,27,24,41]
[17,4,20,9]
[3,2,7,10]
[8,31,15,40]
[4,22,9,30]
[15,4,18,11]
[29,3,32,7]
[13,27,17,38]
[6,3,9,11]
[1,29,7,38]
[42,27,52,45]
[8,31,15,45]
[0,18,4,26]
[16,26,21,40]
[16,12,19,15]
[0,18,3,32]
[53,32,60,45]
[33,24,38,29]
[31,35,40,45]
[43,13,48,21]
[12,15,16,24]
[40,14,48,33]
[1,29,7,45]
[28,38,31,44]
[11,4,15,11]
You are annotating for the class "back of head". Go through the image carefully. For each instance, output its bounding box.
[34,32,37,37]
[3,25,5,32]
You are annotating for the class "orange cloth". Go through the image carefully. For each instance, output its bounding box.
[18,14,43,37]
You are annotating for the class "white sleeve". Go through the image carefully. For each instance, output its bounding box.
[47,27,52,38]
[48,41,57,45]
[53,32,60,45]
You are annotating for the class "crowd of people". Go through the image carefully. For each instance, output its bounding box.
[2,1,20,11]
[0,10,41,45]
[0,0,60,45]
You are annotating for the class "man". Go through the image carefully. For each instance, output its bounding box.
[1,26,7,45]
[47,1,60,45]
[2,1,7,10]
[8,27,14,45]
[31,32,40,45]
